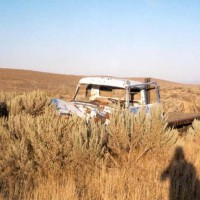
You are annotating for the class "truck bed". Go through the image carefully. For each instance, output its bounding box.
[166,112,200,127]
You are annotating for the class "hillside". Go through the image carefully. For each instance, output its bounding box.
[0,68,198,92]
[1,68,200,106]
[0,69,200,200]
[0,68,84,99]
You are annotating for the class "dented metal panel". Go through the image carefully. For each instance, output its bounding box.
[79,77,142,89]
[52,77,160,123]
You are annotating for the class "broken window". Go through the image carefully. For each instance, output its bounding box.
[74,84,91,102]
[129,88,143,106]
[99,86,126,100]
[74,84,126,107]
[145,85,158,104]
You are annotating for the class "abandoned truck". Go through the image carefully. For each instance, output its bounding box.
[52,77,160,122]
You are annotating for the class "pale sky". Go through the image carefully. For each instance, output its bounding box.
[0,0,200,82]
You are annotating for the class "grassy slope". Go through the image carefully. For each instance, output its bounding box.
[0,68,82,93]
[0,68,200,113]
[0,69,200,199]
[1,68,199,93]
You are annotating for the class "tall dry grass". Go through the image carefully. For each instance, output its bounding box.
[160,87,200,113]
[0,91,200,200]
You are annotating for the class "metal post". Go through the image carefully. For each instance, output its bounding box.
[144,78,151,104]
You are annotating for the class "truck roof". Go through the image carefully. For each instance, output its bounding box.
[78,77,142,89]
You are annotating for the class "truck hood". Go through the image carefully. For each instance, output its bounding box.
[52,98,112,120]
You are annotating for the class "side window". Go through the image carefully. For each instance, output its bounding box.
[99,86,126,99]
[99,86,112,97]
[129,88,142,106]
[75,84,91,101]
[86,84,92,98]
[145,84,158,104]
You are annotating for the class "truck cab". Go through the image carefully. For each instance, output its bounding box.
[52,77,160,118]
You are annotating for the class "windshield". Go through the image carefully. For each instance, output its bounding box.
[74,84,126,107]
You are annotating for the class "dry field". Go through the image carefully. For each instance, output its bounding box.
[0,69,200,200]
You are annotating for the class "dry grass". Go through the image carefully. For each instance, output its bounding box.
[0,88,200,199]
[0,70,199,200]
[1,68,200,113]
[0,91,180,199]
[160,87,200,113]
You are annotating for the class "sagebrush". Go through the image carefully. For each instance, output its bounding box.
[0,91,200,200]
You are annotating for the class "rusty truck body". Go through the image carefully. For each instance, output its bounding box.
[52,77,160,121]
[52,77,200,127]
